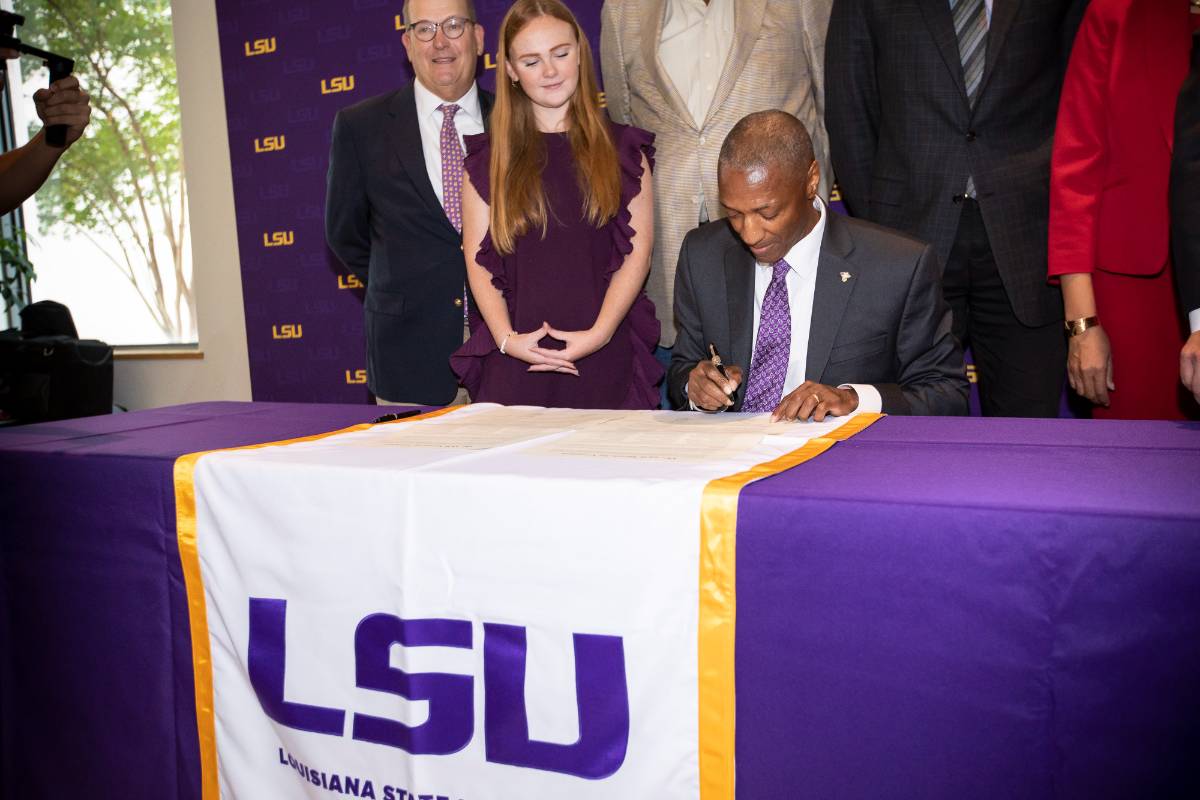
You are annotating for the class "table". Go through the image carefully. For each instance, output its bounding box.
[2,402,1199,798]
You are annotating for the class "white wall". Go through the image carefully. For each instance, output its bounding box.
[112,0,251,410]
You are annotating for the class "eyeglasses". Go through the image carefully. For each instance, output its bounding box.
[407,16,474,42]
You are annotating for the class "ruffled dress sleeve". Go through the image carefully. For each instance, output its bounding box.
[609,123,666,409]
[450,133,504,397]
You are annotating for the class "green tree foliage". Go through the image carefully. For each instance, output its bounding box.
[21,0,192,339]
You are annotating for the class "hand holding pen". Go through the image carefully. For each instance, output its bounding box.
[685,342,743,411]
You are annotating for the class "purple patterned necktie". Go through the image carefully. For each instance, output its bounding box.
[741,259,792,413]
[438,103,465,231]
[438,103,468,320]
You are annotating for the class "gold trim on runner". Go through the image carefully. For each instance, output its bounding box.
[697,412,884,799]
[173,406,461,799]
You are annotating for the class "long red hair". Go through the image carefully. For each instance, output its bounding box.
[488,0,620,255]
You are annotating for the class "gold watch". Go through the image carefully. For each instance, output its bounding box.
[1064,316,1100,337]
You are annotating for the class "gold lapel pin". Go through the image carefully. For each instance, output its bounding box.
[840,271,852,283]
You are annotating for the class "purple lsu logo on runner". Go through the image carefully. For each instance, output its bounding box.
[246,598,630,780]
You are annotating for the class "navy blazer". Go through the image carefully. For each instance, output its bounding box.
[326,82,494,404]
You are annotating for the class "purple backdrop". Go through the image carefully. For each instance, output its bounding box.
[215,0,603,402]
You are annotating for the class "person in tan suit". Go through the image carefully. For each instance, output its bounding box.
[600,0,833,405]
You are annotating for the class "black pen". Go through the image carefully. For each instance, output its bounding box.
[371,408,425,424]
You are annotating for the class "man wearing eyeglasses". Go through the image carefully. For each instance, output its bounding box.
[327,0,491,406]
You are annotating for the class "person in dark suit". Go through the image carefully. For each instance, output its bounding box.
[326,0,491,406]
[825,0,1088,418]
[1174,28,1200,405]
[668,111,968,420]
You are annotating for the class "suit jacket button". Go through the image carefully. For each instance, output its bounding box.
[966,130,977,142]
[454,298,464,307]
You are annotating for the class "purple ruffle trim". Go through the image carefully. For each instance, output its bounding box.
[461,133,508,298]
[448,318,493,400]
[451,133,506,397]
[609,125,662,408]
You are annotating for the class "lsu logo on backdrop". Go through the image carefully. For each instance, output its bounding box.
[288,106,319,124]
[338,273,364,290]
[321,75,356,95]
[250,87,282,104]
[357,44,392,63]
[394,15,404,30]
[254,135,286,153]
[271,277,301,294]
[245,37,277,57]
[289,156,322,174]
[247,598,630,780]
[272,324,303,340]
[259,184,290,202]
[830,183,843,203]
[345,369,368,384]
[297,204,324,222]
[284,6,310,24]
[317,25,352,45]
[263,231,294,248]
[966,364,977,383]
[284,57,317,76]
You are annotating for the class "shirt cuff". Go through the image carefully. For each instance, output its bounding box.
[840,383,882,414]
[684,382,728,413]
[1190,308,1200,335]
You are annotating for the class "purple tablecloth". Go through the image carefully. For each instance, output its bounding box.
[2,403,1198,799]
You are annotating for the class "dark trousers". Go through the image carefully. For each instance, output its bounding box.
[942,200,1065,417]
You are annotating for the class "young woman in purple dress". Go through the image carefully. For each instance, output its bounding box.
[449,0,663,409]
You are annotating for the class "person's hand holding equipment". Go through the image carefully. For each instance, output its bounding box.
[33,75,91,148]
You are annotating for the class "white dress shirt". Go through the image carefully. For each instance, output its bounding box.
[1190,308,1200,335]
[748,198,883,414]
[413,80,485,209]
[658,0,734,129]
[658,0,734,221]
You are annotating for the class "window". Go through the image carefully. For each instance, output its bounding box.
[9,0,194,346]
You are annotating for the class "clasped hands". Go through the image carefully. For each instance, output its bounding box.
[687,361,859,422]
[500,322,609,376]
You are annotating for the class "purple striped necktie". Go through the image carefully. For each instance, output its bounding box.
[438,103,468,320]
[741,258,792,413]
